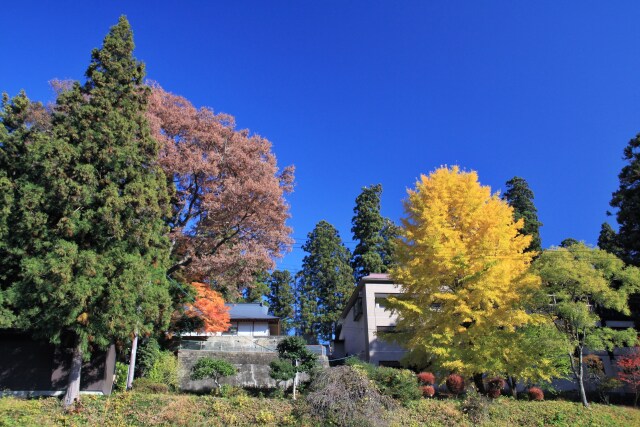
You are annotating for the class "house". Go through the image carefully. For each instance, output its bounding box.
[0,329,115,397]
[332,273,407,366]
[182,302,281,338]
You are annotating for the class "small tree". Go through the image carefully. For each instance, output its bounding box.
[617,346,640,407]
[534,243,640,407]
[191,357,237,391]
[269,336,317,400]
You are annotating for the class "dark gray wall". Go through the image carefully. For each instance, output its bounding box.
[0,330,115,395]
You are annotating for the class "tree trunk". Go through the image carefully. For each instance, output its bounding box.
[473,373,486,394]
[507,376,518,399]
[126,332,138,390]
[63,341,83,408]
[577,348,589,407]
[293,360,299,401]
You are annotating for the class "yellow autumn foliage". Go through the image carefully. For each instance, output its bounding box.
[390,166,542,376]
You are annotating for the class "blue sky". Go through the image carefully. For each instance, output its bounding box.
[2,2,639,275]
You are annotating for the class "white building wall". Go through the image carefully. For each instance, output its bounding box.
[363,282,406,366]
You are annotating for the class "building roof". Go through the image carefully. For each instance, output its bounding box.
[225,303,279,321]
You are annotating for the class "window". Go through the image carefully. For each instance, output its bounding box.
[375,293,390,309]
[376,325,397,333]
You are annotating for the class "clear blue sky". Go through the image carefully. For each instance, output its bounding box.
[2,2,639,276]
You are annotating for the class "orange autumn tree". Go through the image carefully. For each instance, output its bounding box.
[185,282,231,333]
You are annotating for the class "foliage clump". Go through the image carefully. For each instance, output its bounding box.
[190,357,237,391]
[446,373,465,396]
[146,351,180,391]
[461,389,490,425]
[527,387,544,401]
[132,377,170,394]
[487,377,506,399]
[346,357,421,403]
[421,385,436,398]
[302,365,396,427]
[417,372,436,385]
[616,346,640,407]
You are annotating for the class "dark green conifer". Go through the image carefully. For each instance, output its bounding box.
[297,221,353,343]
[610,134,640,265]
[266,270,295,332]
[3,17,172,405]
[351,184,398,281]
[502,177,542,252]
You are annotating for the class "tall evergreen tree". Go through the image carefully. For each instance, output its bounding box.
[297,220,353,343]
[502,177,542,252]
[351,184,398,281]
[610,134,640,265]
[0,92,50,328]
[598,222,623,258]
[266,270,295,333]
[5,17,172,406]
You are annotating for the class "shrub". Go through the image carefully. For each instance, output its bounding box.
[417,372,436,385]
[446,374,465,395]
[132,378,170,393]
[487,377,505,399]
[136,338,161,377]
[527,387,544,401]
[371,367,422,403]
[461,389,489,424]
[303,365,396,427]
[113,362,129,392]
[421,385,435,398]
[146,350,179,391]
[191,357,237,390]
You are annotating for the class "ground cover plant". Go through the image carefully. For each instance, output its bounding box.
[1,392,640,426]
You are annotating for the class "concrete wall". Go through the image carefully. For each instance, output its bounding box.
[178,336,329,391]
[179,350,288,391]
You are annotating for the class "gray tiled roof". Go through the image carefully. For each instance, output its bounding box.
[225,303,279,320]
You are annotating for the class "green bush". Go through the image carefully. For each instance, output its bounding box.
[191,357,237,390]
[146,350,179,391]
[132,377,170,393]
[345,357,422,403]
[113,362,129,392]
[371,367,422,403]
[136,337,161,377]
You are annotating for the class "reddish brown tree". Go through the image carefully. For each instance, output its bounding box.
[617,346,640,407]
[146,84,294,295]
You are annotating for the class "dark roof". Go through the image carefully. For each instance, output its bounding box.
[225,303,279,320]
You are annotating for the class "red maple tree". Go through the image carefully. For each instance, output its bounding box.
[616,346,640,407]
[147,83,294,296]
[184,282,231,333]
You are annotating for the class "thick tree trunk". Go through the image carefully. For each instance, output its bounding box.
[507,376,518,399]
[63,341,83,408]
[126,332,138,390]
[473,373,486,394]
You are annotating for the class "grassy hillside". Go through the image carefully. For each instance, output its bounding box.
[1,393,639,427]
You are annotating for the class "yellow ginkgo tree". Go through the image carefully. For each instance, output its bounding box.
[388,166,543,387]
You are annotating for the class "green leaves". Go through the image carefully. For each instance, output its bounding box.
[351,184,398,281]
[298,220,353,343]
[269,336,317,382]
[0,17,172,355]
[191,357,237,382]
